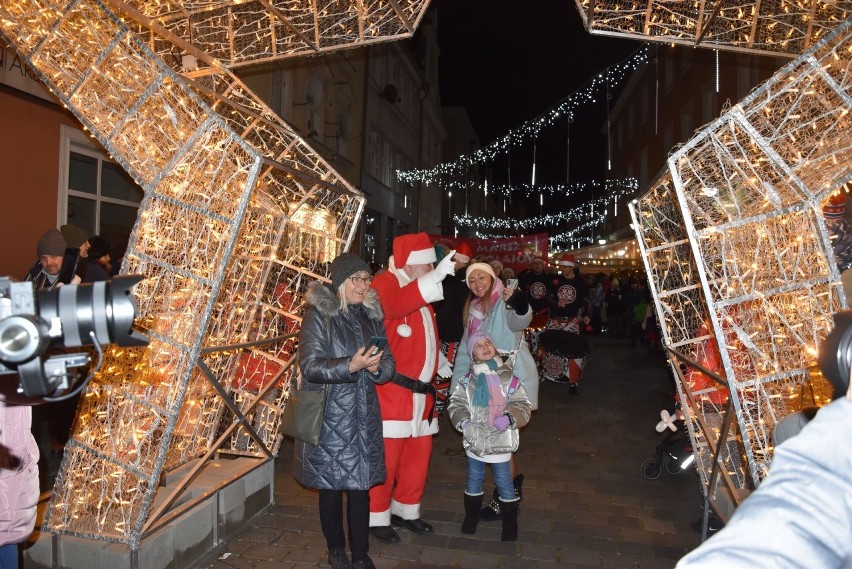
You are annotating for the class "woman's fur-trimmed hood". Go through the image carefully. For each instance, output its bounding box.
[305,281,384,320]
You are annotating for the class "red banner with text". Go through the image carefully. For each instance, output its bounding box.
[427,233,548,274]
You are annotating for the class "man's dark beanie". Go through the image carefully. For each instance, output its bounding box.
[60,224,89,249]
[37,229,67,257]
[330,253,370,290]
[87,236,112,260]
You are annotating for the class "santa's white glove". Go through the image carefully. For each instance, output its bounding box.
[433,250,456,280]
[418,250,457,288]
[437,352,453,378]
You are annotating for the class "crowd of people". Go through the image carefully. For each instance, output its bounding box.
[293,233,661,569]
[4,228,656,569]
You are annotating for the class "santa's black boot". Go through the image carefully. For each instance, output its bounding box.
[461,492,483,534]
[499,499,520,542]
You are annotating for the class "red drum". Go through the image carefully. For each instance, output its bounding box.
[535,329,591,385]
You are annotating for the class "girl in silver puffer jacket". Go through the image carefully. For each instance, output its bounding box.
[447,330,531,542]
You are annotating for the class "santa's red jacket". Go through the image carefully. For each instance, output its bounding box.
[371,258,442,438]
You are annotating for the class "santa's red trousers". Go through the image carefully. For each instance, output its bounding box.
[369,435,433,523]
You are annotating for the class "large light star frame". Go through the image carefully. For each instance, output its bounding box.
[631,17,852,516]
[0,0,430,550]
[575,0,852,56]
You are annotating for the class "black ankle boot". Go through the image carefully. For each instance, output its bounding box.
[479,487,501,521]
[461,492,484,534]
[513,473,524,501]
[499,499,520,542]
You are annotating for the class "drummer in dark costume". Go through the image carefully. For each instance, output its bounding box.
[517,257,553,321]
[517,256,555,356]
[538,254,591,394]
[546,254,589,334]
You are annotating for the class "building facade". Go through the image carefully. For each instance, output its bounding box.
[0,41,144,278]
[604,46,788,238]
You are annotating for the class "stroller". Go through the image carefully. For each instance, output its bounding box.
[535,329,591,394]
[641,408,694,480]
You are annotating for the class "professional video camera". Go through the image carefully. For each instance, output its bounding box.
[0,276,148,400]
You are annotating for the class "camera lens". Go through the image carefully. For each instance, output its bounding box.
[817,309,852,399]
[35,275,148,349]
[0,315,49,364]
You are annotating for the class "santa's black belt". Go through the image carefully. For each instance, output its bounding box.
[390,373,437,424]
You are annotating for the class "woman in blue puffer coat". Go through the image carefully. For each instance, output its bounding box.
[294,253,395,569]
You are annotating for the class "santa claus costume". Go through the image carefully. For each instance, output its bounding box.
[368,232,456,542]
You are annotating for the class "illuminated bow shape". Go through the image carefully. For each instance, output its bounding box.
[655,409,678,432]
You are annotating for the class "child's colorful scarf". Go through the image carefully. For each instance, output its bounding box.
[471,356,506,425]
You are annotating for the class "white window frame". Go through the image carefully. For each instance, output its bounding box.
[57,124,142,231]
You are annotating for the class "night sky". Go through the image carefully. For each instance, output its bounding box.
[432,0,641,200]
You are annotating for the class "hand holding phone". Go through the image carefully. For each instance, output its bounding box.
[506,278,518,290]
[367,336,388,356]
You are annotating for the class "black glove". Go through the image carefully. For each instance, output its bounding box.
[505,289,529,315]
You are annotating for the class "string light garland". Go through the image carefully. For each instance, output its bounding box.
[396,45,651,188]
[482,178,638,199]
[455,182,636,247]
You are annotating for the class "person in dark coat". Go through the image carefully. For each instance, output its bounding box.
[75,235,111,282]
[294,253,395,569]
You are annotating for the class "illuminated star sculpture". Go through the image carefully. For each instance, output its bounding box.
[575,0,852,56]
[0,0,429,550]
[631,17,851,519]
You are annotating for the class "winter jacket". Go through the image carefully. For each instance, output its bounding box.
[677,397,852,568]
[293,283,394,490]
[451,296,539,409]
[446,357,531,459]
[0,402,39,546]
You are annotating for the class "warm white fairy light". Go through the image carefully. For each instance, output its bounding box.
[0,0,405,551]
[576,0,849,56]
[118,0,431,71]
[631,18,851,510]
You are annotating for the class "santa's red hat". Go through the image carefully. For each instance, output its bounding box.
[394,232,437,266]
[455,242,474,264]
[559,254,578,267]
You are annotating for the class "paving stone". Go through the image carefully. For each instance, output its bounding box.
[184,336,706,568]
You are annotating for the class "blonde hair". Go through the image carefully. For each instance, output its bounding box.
[337,281,380,315]
[462,272,499,324]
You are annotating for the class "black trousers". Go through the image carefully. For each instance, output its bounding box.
[319,489,369,561]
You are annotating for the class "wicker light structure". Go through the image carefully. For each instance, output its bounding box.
[0,0,429,550]
[631,17,852,516]
[575,0,852,56]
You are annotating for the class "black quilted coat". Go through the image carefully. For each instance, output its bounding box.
[293,282,394,490]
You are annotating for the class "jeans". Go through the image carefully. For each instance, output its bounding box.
[466,456,514,501]
[0,543,17,569]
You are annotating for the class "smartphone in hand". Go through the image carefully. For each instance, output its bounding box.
[367,336,388,356]
[506,278,518,290]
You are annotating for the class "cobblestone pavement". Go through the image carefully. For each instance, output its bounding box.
[191,335,705,569]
